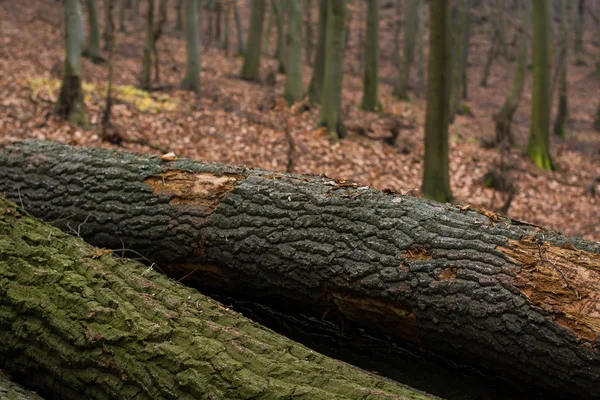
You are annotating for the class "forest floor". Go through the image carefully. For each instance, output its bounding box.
[0,0,599,241]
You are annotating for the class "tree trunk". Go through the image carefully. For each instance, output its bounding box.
[55,0,87,126]
[394,0,417,100]
[527,0,554,170]
[262,1,274,55]
[574,0,585,59]
[306,0,327,102]
[283,0,303,104]
[223,0,231,56]
[0,196,438,400]
[594,99,600,131]
[273,0,287,73]
[181,0,201,92]
[118,0,126,31]
[102,0,115,134]
[0,372,45,400]
[176,0,183,31]
[83,0,104,63]
[304,0,313,64]
[320,0,347,140]
[415,0,425,88]
[494,0,530,146]
[360,0,379,111]
[553,0,569,138]
[422,0,452,203]
[393,0,401,68]
[233,0,245,56]
[103,0,112,50]
[480,0,500,87]
[240,0,266,81]
[449,0,468,121]
[3,141,600,399]
[140,0,154,90]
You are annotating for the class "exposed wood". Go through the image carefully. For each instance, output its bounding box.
[1,141,600,399]
[0,196,438,400]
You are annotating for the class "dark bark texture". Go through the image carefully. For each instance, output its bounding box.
[2,141,600,399]
[0,196,437,400]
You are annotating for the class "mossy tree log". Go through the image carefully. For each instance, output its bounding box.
[2,141,600,399]
[0,196,437,400]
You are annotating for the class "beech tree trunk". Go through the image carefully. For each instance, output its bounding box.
[3,143,600,398]
[394,0,417,100]
[360,0,379,111]
[0,196,437,400]
[283,0,303,104]
[240,0,266,81]
[306,0,327,102]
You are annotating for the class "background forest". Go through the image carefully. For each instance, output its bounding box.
[0,0,599,242]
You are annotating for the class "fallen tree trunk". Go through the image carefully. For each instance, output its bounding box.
[0,371,45,400]
[1,140,600,398]
[0,196,437,400]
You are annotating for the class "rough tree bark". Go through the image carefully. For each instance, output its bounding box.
[1,141,600,399]
[0,196,436,400]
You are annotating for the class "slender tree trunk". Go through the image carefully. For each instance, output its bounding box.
[449,0,468,121]
[480,0,500,87]
[240,0,266,81]
[574,0,585,59]
[273,0,287,73]
[461,0,472,100]
[118,0,126,31]
[83,0,103,63]
[394,0,417,100]
[304,0,313,64]
[494,0,530,147]
[176,0,183,31]
[307,0,327,102]
[215,0,222,42]
[416,0,425,88]
[283,0,303,104]
[361,0,379,111]
[262,1,274,55]
[181,0,201,92]
[0,196,438,400]
[223,0,231,56]
[152,0,167,84]
[320,0,347,141]
[393,0,401,68]
[102,0,116,134]
[527,0,554,170]
[140,0,154,89]
[55,0,87,126]
[422,0,452,202]
[4,141,600,400]
[102,0,112,50]
[234,0,245,56]
[553,0,569,138]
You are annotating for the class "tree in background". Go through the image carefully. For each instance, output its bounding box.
[595,100,600,131]
[284,0,303,104]
[481,0,502,87]
[103,0,113,50]
[307,0,327,102]
[573,0,585,63]
[55,0,87,126]
[118,0,127,32]
[494,0,529,146]
[240,0,266,81]
[181,0,201,92]
[553,0,569,138]
[176,0,184,31]
[320,0,346,141]
[102,0,116,134]
[304,0,313,65]
[422,0,453,203]
[527,0,554,170]
[394,0,417,99]
[361,0,379,111]
[140,0,167,90]
[415,0,425,88]
[449,0,469,121]
[82,0,103,63]
[234,0,245,56]
[273,0,287,73]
